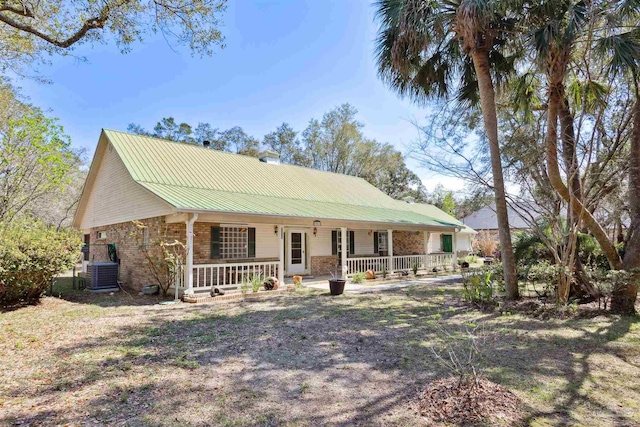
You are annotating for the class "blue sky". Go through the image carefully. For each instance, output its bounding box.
[17,0,464,191]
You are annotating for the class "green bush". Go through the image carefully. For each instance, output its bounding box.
[461,268,495,305]
[487,262,505,292]
[351,272,366,284]
[523,261,565,298]
[0,220,82,306]
[250,274,262,293]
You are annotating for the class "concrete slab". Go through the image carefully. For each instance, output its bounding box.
[305,274,462,294]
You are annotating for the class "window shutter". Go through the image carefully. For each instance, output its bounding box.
[373,232,379,254]
[349,230,355,255]
[210,226,221,259]
[331,230,337,255]
[248,227,256,258]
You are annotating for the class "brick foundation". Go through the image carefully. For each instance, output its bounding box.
[310,255,338,276]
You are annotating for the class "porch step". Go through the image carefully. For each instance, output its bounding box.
[183,285,296,304]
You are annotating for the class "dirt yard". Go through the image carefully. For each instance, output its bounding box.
[1,279,639,426]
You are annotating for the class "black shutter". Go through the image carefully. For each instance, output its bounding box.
[349,230,355,255]
[373,232,379,254]
[331,230,338,255]
[210,226,221,259]
[248,227,256,258]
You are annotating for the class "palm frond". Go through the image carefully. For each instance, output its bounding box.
[566,78,609,113]
[374,0,519,105]
[596,31,640,76]
[509,72,543,121]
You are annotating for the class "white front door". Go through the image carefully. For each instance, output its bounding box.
[287,230,306,275]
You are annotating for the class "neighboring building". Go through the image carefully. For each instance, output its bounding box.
[461,203,531,240]
[73,130,475,294]
[463,202,628,246]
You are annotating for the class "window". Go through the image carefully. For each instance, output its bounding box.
[336,231,352,256]
[96,231,107,240]
[221,226,248,259]
[332,230,355,257]
[211,226,256,259]
[374,231,389,256]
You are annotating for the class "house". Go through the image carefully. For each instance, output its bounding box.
[463,202,628,246]
[73,130,474,295]
[461,203,531,242]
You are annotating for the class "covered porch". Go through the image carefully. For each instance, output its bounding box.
[170,212,462,295]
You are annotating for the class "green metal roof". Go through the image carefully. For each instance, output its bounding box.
[400,202,476,233]
[103,129,463,229]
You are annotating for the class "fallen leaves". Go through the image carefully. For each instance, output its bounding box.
[419,376,522,426]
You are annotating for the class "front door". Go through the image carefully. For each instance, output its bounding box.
[287,230,306,275]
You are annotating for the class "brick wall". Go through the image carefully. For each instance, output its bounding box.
[393,231,425,256]
[310,255,338,276]
[192,222,278,264]
[89,218,278,290]
[90,216,185,291]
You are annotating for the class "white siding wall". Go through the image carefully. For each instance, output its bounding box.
[353,229,375,256]
[252,223,279,258]
[79,144,171,229]
[309,227,333,256]
[457,233,472,252]
[429,232,443,252]
[307,228,377,257]
[428,232,473,253]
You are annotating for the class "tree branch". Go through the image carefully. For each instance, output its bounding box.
[0,0,133,49]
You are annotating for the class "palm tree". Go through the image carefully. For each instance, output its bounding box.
[523,1,624,271]
[374,0,520,299]
[596,0,640,313]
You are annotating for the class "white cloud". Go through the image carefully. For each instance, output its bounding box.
[421,175,467,192]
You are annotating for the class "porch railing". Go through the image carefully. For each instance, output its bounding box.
[424,253,454,269]
[176,261,280,292]
[346,257,390,276]
[392,254,426,271]
[346,253,455,277]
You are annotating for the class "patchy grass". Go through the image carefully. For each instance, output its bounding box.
[0,280,639,426]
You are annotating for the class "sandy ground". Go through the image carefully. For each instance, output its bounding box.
[1,279,639,426]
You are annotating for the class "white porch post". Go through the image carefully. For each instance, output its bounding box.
[278,227,285,285]
[340,227,347,278]
[452,230,459,268]
[424,231,431,268]
[387,229,394,274]
[184,213,198,296]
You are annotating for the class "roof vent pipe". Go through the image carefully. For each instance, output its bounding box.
[203,140,211,148]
